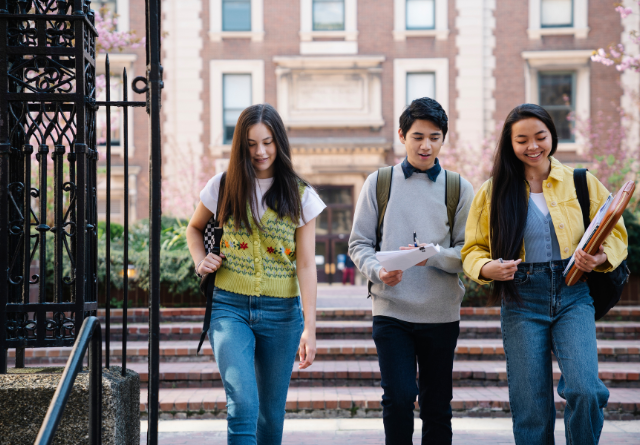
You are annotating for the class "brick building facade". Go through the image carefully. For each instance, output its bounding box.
[106,0,639,283]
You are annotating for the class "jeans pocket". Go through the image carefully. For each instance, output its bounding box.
[513,271,529,286]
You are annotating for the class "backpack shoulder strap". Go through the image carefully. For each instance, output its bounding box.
[375,166,394,251]
[445,170,461,245]
[368,166,393,298]
[573,168,590,229]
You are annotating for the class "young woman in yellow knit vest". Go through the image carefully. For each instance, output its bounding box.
[186,104,326,445]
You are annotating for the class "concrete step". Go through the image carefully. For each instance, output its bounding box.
[119,360,640,389]
[11,338,640,364]
[97,306,640,323]
[139,386,640,420]
[103,320,640,341]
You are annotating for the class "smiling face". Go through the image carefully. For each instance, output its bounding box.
[510,118,553,171]
[248,122,277,179]
[398,119,443,171]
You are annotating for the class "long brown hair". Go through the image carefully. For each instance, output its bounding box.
[218,103,308,232]
[488,103,558,304]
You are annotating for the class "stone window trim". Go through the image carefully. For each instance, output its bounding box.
[393,0,448,41]
[97,165,141,224]
[300,0,358,41]
[96,53,137,158]
[393,58,449,155]
[528,0,589,40]
[522,50,593,152]
[210,59,265,156]
[273,56,385,129]
[209,0,265,42]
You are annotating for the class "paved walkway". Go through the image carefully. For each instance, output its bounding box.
[140,418,640,444]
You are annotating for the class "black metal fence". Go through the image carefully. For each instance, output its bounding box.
[0,0,100,371]
[0,0,163,443]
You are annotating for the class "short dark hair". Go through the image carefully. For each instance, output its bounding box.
[399,97,448,141]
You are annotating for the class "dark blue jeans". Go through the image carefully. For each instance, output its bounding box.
[502,260,609,445]
[372,315,460,445]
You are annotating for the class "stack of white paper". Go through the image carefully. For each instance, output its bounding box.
[376,244,441,272]
[563,194,613,276]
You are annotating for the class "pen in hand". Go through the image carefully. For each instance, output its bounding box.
[413,231,419,247]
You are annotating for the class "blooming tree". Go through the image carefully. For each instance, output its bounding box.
[591,3,640,72]
[95,7,143,54]
[438,130,497,192]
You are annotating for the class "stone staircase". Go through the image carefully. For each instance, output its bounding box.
[7,304,640,420]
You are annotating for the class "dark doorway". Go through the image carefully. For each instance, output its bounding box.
[314,186,353,283]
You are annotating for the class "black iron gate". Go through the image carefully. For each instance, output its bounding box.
[0,0,163,442]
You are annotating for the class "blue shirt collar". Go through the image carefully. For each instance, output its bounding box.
[401,157,442,182]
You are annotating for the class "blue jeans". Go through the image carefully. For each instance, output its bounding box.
[372,315,460,445]
[209,288,304,445]
[501,260,609,445]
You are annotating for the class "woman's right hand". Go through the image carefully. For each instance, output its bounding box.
[480,259,522,281]
[197,252,225,276]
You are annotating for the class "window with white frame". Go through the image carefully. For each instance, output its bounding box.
[313,0,345,30]
[541,0,572,27]
[406,72,436,104]
[223,74,252,144]
[210,60,264,152]
[538,72,575,142]
[93,0,117,13]
[528,0,587,39]
[394,58,448,154]
[209,0,264,41]
[406,0,435,30]
[299,0,357,54]
[97,74,123,148]
[394,0,447,41]
[223,0,251,31]
[522,50,591,151]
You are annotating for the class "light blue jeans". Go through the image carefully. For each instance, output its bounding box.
[209,287,304,445]
[501,260,609,445]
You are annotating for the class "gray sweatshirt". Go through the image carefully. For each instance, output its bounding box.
[348,163,474,323]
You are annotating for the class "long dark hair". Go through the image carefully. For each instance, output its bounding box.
[489,103,558,304]
[218,103,308,232]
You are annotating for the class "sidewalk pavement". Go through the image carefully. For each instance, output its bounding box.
[140,418,640,444]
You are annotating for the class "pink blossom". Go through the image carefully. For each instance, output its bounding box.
[616,6,633,19]
[95,7,144,54]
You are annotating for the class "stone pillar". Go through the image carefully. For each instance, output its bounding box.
[0,366,139,445]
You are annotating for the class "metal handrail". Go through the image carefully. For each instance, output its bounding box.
[34,316,102,445]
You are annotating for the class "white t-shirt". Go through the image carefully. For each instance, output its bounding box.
[200,173,326,227]
[530,192,549,216]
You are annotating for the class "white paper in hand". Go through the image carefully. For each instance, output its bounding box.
[376,244,441,272]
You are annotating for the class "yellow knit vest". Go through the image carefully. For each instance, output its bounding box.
[214,187,304,298]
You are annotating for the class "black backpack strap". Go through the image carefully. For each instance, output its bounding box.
[573,168,590,230]
[368,166,393,298]
[197,172,226,355]
[445,170,461,246]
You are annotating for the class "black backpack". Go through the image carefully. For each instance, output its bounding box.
[573,169,630,320]
[368,166,461,297]
[196,172,226,354]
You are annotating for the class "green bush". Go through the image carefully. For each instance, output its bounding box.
[96,217,200,297]
[624,209,640,275]
[460,274,492,307]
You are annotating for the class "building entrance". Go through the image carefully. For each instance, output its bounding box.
[314,186,354,283]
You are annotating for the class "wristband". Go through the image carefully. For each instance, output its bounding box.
[195,258,206,278]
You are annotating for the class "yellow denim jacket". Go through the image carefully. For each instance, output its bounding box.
[461,157,628,284]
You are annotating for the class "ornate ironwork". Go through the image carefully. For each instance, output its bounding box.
[1,0,163,441]
[0,0,98,371]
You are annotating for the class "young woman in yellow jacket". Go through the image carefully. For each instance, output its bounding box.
[461,104,627,445]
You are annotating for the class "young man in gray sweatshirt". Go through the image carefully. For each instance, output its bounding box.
[348,97,474,445]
